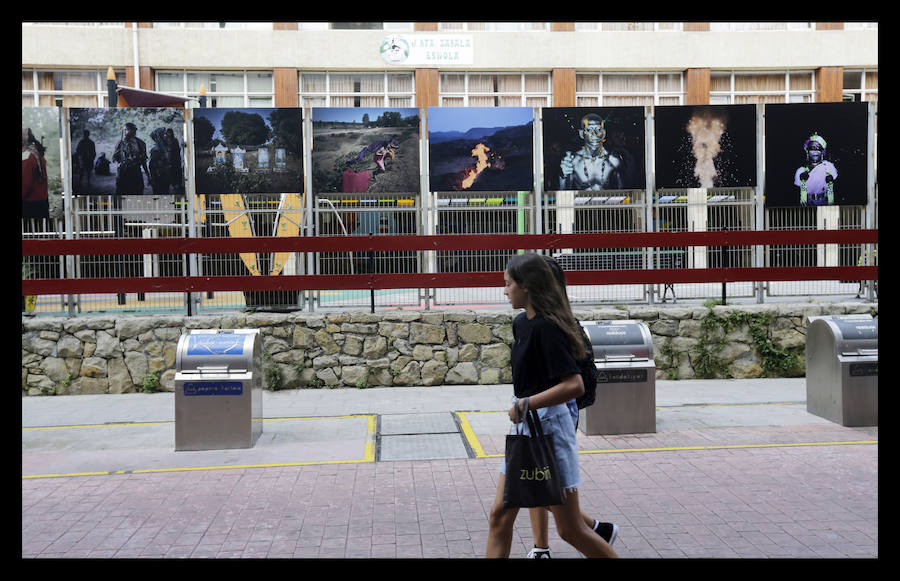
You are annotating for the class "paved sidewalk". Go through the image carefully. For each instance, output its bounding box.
[22,378,878,559]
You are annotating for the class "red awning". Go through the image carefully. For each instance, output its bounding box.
[116,86,193,108]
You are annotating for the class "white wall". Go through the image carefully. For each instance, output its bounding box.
[22,25,878,72]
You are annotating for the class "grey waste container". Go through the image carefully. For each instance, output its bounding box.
[806,314,877,427]
[175,329,263,451]
[578,320,656,435]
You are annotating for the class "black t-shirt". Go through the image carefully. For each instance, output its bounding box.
[510,313,581,398]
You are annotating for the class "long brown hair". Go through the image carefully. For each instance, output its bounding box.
[506,252,587,360]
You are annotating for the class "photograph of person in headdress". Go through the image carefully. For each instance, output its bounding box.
[764,101,868,208]
[794,132,838,206]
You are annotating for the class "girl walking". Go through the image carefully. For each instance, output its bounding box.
[485,252,618,558]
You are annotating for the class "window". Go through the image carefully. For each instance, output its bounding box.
[709,71,815,104]
[156,70,274,107]
[153,22,274,29]
[573,22,682,31]
[23,22,124,27]
[844,22,877,29]
[437,22,549,31]
[22,68,127,107]
[708,22,812,31]
[439,72,551,107]
[329,22,414,30]
[297,22,413,30]
[299,72,415,107]
[575,72,683,106]
[842,69,878,103]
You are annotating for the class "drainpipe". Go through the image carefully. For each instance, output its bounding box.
[132,23,140,88]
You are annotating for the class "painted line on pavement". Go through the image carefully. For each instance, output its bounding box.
[455,410,877,459]
[22,414,377,479]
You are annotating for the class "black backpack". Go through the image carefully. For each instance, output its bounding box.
[575,324,597,409]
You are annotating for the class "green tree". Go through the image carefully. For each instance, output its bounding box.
[267,109,302,155]
[193,116,216,148]
[220,111,269,146]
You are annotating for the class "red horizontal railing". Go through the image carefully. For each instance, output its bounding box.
[22,229,878,256]
[22,230,877,296]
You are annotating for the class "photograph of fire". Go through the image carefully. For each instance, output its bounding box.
[427,107,534,192]
[653,104,757,189]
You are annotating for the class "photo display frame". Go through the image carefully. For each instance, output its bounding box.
[654,104,757,189]
[311,107,421,194]
[542,106,646,192]
[428,107,534,192]
[764,101,869,208]
[69,107,186,197]
[193,107,303,195]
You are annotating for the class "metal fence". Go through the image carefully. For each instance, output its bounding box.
[22,105,877,316]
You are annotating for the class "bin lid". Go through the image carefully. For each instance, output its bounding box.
[581,320,653,361]
[176,329,261,373]
[808,315,877,356]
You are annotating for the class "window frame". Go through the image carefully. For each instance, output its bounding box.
[155,69,275,107]
[574,71,684,106]
[299,71,416,108]
[438,71,551,107]
[22,68,127,107]
[709,70,816,104]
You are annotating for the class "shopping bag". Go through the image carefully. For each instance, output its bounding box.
[502,406,564,509]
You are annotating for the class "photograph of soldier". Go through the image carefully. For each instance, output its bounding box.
[22,107,63,219]
[164,128,184,194]
[68,107,185,197]
[148,127,171,196]
[94,152,111,176]
[764,101,869,208]
[542,107,645,191]
[112,122,150,195]
[22,127,49,219]
[73,129,96,193]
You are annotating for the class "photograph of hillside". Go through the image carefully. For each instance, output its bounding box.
[428,107,534,192]
[312,107,420,194]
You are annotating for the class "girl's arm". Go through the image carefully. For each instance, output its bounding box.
[509,373,583,422]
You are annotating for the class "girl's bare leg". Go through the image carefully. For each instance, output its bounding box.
[485,473,520,558]
[548,489,618,558]
[529,507,550,549]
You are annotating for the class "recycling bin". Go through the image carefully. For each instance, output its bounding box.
[175,329,263,451]
[805,314,878,427]
[578,320,656,435]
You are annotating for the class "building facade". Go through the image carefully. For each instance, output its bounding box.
[22,22,878,109]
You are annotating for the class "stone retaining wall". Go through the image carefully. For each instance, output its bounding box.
[22,302,877,396]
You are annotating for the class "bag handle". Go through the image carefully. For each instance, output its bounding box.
[526,408,544,439]
[512,397,544,439]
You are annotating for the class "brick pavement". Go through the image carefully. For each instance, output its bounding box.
[22,422,877,559]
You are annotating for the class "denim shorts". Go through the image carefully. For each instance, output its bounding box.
[500,401,582,492]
